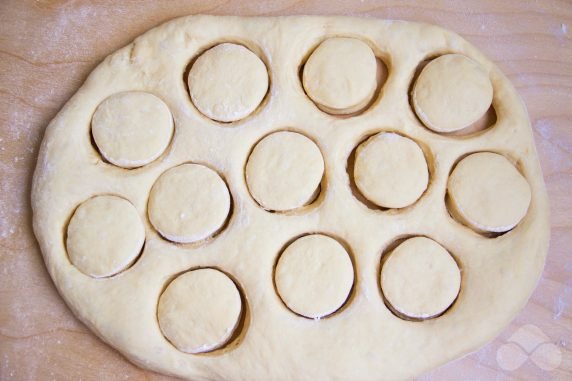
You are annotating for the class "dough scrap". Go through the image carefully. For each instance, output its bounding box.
[91,91,173,168]
[303,37,377,114]
[158,268,242,354]
[245,131,324,212]
[354,132,428,208]
[274,234,354,319]
[188,43,268,122]
[148,164,230,243]
[412,54,493,133]
[66,195,145,278]
[447,152,531,233]
[381,237,461,319]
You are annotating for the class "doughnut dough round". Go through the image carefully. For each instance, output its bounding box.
[188,43,269,122]
[66,195,145,278]
[447,152,531,233]
[91,91,173,168]
[303,37,377,114]
[245,131,324,211]
[158,268,242,354]
[412,54,494,133]
[354,132,428,208]
[381,237,461,319]
[274,234,354,319]
[31,16,550,381]
[148,163,230,243]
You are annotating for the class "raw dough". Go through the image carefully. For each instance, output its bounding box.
[354,132,428,208]
[274,234,354,319]
[31,16,550,381]
[303,37,377,114]
[245,131,324,212]
[188,43,269,122]
[91,91,173,168]
[447,152,531,233]
[158,268,242,354]
[412,54,494,133]
[148,163,230,243]
[66,195,145,278]
[381,237,461,319]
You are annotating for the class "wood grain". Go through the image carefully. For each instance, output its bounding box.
[0,0,570,380]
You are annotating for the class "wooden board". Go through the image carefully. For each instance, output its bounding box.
[0,0,570,379]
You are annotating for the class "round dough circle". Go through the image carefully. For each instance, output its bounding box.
[91,91,173,168]
[246,131,324,212]
[66,195,145,278]
[188,43,269,122]
[412,54,493,133]
[275,234,354,319]
[354,132,429,208]
[447,152,531,233]
[148,164,231,243]
[158,268,242,354]
[381,237,461,319]
[303,37,377,114]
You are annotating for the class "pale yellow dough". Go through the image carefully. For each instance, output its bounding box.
[381,237,461,319]
[91,91,173,168]
[274,234,354,319]
[354,132,428,209]
[66,195,145,278]
[303,37,377,114]
[412,54,493,133]
[31,16,550,381]
[188,43,268,122]
[447,152,531,233]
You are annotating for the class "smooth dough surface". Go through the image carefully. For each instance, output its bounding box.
[245,131,324,211]
[354,132,429,208]
[303,37,377,114]
[148,163,230,243]
[381,237,461,319]
[412,54,494,133]
[188,43,268,122]
[66,195,145,278]
[447,152,531,233]
[158,268,242,354]
[91,91,173,168]
[275,234,354,319]
[31,15,550,381]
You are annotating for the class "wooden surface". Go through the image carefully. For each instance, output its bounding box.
[0,1,570,380]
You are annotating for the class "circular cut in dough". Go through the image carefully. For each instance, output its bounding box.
[66,195,145,278]
[274,234,354,319]
[188,43,269,122]
[148,164,231,243]
[158,268,242,354]
[412,54,493,133]
[303,37,377,114]
[245,131,324,212]
[91,91,173,168]
[354,132,429,209]
[447,152,531,233]
[381,236,461,319]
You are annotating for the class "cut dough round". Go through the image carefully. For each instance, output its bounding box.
[354,132,428,208]
[91,91,173,168]
[274,234,354,319]
[412,54,493,133]
[158,268,242,354]
[245,131,324,212]
[447,152,531,233]
[66,195,145,278]
[381,237,461,319]
[303,37,377,114]
[188,43,269,122]
[148,164,230,243]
